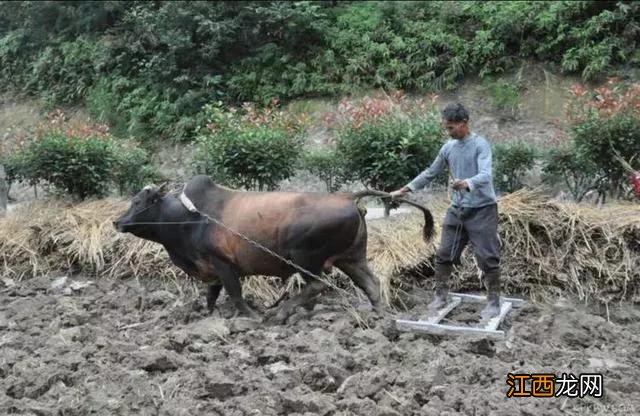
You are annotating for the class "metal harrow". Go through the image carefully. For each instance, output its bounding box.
[395,292,525,339]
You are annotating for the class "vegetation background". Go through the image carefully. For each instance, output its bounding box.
[1,0,639,203]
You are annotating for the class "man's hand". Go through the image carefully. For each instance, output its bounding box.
[452,179,470,191]
[390,186,410,200]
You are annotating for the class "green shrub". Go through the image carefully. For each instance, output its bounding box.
[541,145,603,202]
[112,143,165,196]
[571,112,640,198]
[3,151,33,186]
[2,1,639,141]
[12,134,116,199]
[299,148,353,192]
[85,76,130,136]
[27,36,104,107]
[335,114,445,193]
[87,76,211,142]
[485,79,521,118]
[193,126,303,191]
[5,134,160,199]
[0,29,31,91]
[493,141,538,193]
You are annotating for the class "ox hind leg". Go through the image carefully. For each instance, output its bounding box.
[273,274,328,324]
[272,254,329,324]
[335,259,382,314]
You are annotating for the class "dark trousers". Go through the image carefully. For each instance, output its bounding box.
[435,203,500,273]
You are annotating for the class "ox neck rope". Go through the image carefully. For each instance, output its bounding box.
[121,197,206,226]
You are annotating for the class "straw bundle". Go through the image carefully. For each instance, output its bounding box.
[1,189,638,305]
[491,189,640,303]
[0,199,180,282]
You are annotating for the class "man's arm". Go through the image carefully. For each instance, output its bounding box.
[465,139,492,191]
[406,144,448,192]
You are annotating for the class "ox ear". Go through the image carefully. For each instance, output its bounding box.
[157,182,170,196]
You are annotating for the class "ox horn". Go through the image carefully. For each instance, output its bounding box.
[157,181,170,196]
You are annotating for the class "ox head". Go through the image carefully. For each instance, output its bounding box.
[114,183,169,234]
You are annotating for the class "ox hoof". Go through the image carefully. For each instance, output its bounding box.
[271,307,296,325]
[273,312,290,325]
[372,304,386,316]
[229,317,261,333]
[238,310,261,321]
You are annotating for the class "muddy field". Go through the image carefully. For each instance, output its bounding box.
[0,274,639,416]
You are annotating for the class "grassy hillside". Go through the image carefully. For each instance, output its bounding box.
[1,1,638,141]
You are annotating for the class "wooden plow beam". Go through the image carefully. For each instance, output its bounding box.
[395,292,525,339]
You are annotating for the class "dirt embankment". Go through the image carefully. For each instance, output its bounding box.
[1,275,638,415]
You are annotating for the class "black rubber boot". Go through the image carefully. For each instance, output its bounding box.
[480,268,501,320]
[428,263,453,311]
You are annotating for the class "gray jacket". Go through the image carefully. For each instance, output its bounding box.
[406,132,497,208]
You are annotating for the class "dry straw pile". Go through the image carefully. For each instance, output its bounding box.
[1,189,638,305]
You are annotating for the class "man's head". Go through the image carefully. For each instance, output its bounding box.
[442,102,470,140]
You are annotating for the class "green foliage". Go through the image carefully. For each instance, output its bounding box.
[5,134,160,199]
[0,29,30,90]
[485,79,521,119]
[1,1,639,141]
[299,148,353,192]
[112,143,165,196]
[335,114,445,192]
[226,2,336,104]
[193,126,303,191]
[86,76,210,142]
[29,36,105,107]
[0,1,131,99]
[542,145,602,202]
[493,141,539,193]
[8,134,116,199]
[85,76,130,135]
[3,151,34,186]
[571,112,640,198]
[553,3,637,80]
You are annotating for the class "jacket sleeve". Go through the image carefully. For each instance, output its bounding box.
[406,144,448,192]
[465,139,492,191]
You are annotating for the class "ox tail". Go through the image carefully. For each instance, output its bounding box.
[350,190,435,242]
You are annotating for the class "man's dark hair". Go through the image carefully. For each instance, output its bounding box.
[442,102,469,122]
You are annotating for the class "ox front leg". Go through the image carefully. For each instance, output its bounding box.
[214,260,260,320]
[206,283,223,314]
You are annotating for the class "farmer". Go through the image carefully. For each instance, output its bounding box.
[390,102,501,320]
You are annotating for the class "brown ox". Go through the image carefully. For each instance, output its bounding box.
[114,175,434,322]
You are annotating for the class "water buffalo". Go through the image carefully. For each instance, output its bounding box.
[114,175,434,322]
